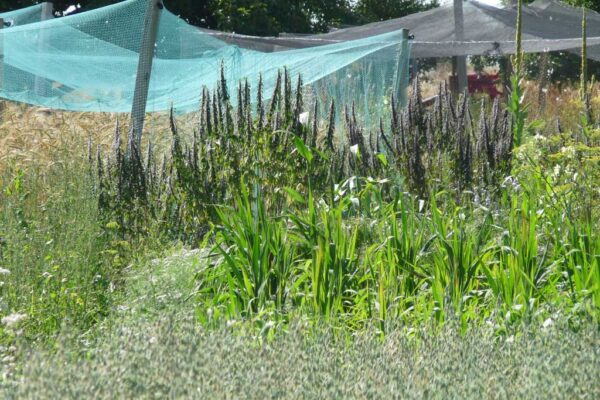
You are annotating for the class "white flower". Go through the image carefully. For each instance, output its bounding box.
[2,313,27,328]
[553,164,561,177]
[0,268,10,275]
[560,146,576,158]
[348,176,357,191]
[565,164,574,174]
[317,199,330,211]
[350,197,360,208]
[298,112,309,125]
[349,144,359,156]
[542,318,554,329]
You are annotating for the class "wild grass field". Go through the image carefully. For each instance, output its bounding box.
[4,249,599,399]
[0,65,599,398]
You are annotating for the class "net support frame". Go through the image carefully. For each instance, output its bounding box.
[40,3,53,22]
[398,29,411,105]
[33,2,53,97]
[131,0,163,148]
[0,18,4,92]
[453,0,468,94]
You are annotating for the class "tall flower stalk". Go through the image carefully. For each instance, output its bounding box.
[513,0,523,77]
[508,0,527,148]
[581,6,588,100]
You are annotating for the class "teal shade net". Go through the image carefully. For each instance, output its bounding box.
[0,4,45,27]
[0,0,410,118]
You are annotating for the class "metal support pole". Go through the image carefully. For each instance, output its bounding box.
[396,29,410,106]
[40,2,54,20]
[0,18,4,94]
[131,0,163,147]
[537,52,549,115]
[34,2,54,97]
[453,0,468,94]
[34,2,54,96]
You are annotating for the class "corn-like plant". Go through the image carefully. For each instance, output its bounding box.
[212,182,297,315]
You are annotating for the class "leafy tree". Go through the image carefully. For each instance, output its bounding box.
[0,0,355,34]
[0,1,215,27]
[191,0,356,35]
[502,0,599,11]
[551,0,600,12]
[352,0,438,23]
[0,0,441,34]
[489,0,600,84]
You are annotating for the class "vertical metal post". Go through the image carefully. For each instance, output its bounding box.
[453,0,468,94]
[0,18,4,94]
[392,29,411,106]
[40,2,54,20]
[34,2,54,97]
[537,52,549,115]
[131,0,163,147]
[400,29,410,106]
[403,28,411,79]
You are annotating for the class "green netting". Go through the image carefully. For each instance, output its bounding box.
[0,4,45,27]
[0,0,410,121]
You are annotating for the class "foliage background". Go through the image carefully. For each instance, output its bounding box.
[3,0,597,81]
[0,0,438,35]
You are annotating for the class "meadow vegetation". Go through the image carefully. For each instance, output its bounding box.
[82,70,600,331]
[0,66,599,395]
[3,247,598,398]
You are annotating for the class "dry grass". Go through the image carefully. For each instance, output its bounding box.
[0,101,199,174]
[0,102,116,172]
[526,80,600,126]
[0,73,597,174]
[417,61,600,138]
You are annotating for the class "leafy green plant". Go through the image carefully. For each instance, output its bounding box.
[212,182,297,316]
[0,159,133,343]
